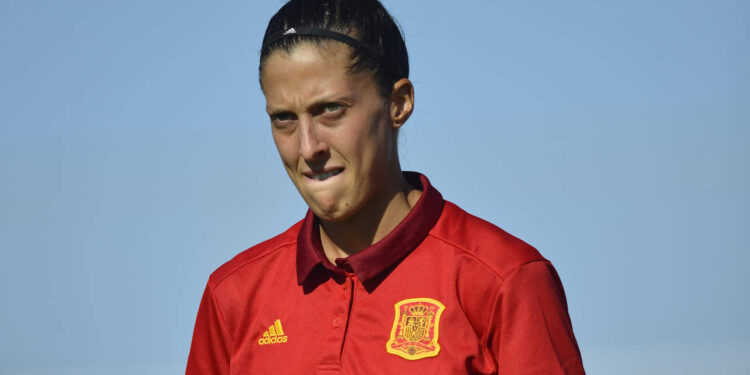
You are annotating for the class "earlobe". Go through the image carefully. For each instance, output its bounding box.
[390,78,414,129]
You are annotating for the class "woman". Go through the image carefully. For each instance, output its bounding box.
[187,1,584,373]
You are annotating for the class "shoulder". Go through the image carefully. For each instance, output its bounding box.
[206,219,302,288]
[428,200,547,280]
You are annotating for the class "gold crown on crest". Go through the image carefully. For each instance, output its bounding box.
[409,304,429,315]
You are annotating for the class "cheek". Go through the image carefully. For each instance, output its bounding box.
[272,135,297,164]
[361,117,395,161]
[344,112,389,151]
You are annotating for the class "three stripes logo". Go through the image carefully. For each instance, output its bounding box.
[257,319,288,345]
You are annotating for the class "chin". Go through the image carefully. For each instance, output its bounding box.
[306,195,345,222]
[312,200,363,223]
[311,205,347,222]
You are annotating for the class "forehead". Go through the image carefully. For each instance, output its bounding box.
[260,42,379,110]
[262,42,343,83]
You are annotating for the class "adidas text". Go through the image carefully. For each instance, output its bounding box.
[258,319,288,345]
[258,335,288,345]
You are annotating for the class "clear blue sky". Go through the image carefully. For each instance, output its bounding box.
[1,1,747,374]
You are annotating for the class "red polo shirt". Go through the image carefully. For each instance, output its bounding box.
[187,173,584,374]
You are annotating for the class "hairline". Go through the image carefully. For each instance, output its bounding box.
[259,37,394,98]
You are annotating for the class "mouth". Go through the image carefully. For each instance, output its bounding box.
[304,167,344,181]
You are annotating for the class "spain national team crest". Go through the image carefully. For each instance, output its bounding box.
[386,297,446,360]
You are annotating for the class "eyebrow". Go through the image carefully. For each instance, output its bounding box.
[266,94,355,115]
[266,106,291,115]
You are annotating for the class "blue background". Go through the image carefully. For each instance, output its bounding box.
[1,1,747,374]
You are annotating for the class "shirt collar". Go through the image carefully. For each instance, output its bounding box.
[296,172,444,288]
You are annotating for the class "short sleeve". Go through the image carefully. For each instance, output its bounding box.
[488,261,585,374]
[186,283,233,375]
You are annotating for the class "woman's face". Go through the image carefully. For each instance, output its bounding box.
[260,42,402,223]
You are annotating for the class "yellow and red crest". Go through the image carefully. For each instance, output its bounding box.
[386,297,445,360]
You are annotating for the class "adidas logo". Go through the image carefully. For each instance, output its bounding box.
[257,319,288,345]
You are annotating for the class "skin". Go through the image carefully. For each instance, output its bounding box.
[260,42,420,262]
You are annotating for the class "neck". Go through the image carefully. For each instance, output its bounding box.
[318,171,421,263]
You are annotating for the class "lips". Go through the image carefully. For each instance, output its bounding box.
[304,167,344,181]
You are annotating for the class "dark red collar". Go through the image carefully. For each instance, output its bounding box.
[296,172,444,288]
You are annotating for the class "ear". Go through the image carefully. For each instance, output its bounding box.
[389,78,414,129]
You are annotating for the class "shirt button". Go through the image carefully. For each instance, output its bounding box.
[332,318,342,328]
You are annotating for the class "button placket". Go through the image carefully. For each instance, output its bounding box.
[335,276,353,331]
[317,275,351,370]
[337,275,357,364]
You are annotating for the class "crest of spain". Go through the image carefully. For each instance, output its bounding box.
[386,297,446,360]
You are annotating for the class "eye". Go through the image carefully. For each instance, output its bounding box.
[270,112,297,128]
[271,112,295,122]
[323,102,343,113]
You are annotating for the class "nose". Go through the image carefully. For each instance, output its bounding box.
[298,118,328,161]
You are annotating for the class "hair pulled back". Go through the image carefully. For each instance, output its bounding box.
[260,0,409,97]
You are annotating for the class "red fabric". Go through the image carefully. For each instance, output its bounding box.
[186,174,584,374]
